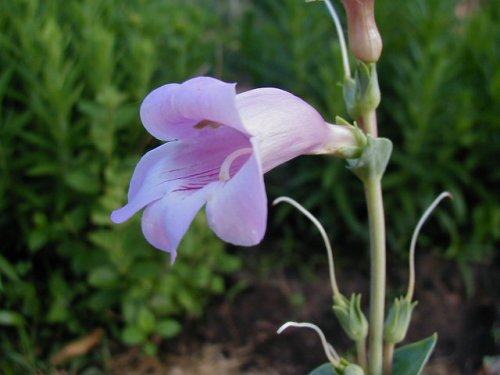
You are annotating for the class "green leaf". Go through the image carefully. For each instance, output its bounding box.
[65,166,100,194]
[0,254,19,282]
[88,266,118,288]
[0,310,25,326]
[129,261,164,280]
[348,136,393,181]
[137,307,156,334]
[143,341,158,356]
[393,333,437,375]
[122,325,146,345]
[155,319,182,338]
[308,363,338,375]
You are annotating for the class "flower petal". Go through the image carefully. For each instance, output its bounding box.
[236,88,329,172]
[141,186,213,262]
[206,142,267,246]
[140,76,249,141]
[110,127,250,224]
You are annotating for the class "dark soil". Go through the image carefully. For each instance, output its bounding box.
[108,254,499,375]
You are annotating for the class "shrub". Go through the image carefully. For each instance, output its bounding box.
[0,0,241,371]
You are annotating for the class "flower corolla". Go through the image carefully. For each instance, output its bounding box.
[111,77,357,261]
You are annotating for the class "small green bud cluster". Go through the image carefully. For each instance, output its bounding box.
[334,358,365,375]
[384,297,418,344]
[333,293,369,341]
[343,62,381,120]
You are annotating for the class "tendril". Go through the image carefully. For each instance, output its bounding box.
[277,321,340,365]
[273,196,341,298]
[406,191,453,301]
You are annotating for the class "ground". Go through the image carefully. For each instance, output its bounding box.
[99,253,499,375]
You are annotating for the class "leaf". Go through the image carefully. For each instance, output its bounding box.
[0,310,25,326]
[0,254,19,282]
[137,307,156,334]
[50,328,104,365]
[348,136,393,181]
[155,319,182,338]
[393,333,437,375]
[88,266,118,288]
[122,325,146,345]
[65,166,100,194]
[308,363,338,375]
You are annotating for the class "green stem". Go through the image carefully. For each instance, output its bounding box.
[383,342,394,375]
[356,338,367,371]
[362,112,386,375]
[359,110,378,138]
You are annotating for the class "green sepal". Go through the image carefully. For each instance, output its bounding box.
[393,333,437,375]
[308,363,338,375]
[335,116,352,126]
[329,119,368,159]
[384,297,418,344]
[333,293,368,341]
[343,62,380,119]
[347,136,393,181]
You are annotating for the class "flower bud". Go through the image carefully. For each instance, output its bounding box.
[383,297,418,344]
[333,293,369,341]
[342,0,383,62]
[343,61,380,119]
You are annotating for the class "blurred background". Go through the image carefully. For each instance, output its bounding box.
[0,0,498,374]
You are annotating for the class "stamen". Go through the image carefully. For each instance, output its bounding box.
[406,191,453,301]
[273,196,341,298]
[277,321,340,365]
[218,148,253,181]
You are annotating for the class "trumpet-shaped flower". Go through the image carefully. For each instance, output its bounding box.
[111,76,358,261]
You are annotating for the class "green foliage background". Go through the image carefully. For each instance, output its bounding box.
[0,0,498,372]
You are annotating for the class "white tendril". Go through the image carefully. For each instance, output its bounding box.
[218,148,253,181]
[273,196,341,298]
[277,321,340,365]
[306,0,351,78]
[406,191,453,301]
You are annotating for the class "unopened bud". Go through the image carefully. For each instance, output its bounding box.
[384,297,418,344]
[342,0,383,62]
[333,293,369,341]
[343,61,380,119]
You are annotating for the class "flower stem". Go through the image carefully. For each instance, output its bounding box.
[383,342,394,375]
[361,111,386,375]
[356,337,368,371]
[359,110,378,138]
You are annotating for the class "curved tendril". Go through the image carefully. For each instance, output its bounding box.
[306,0,351,78]
[218,147,253,181]
[406,192,453,301]
[273,196,341,298]
[277,321,340,365]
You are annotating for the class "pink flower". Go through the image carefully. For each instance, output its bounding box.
[111,77,357,261]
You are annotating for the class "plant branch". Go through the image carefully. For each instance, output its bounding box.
[361,111,385,375]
